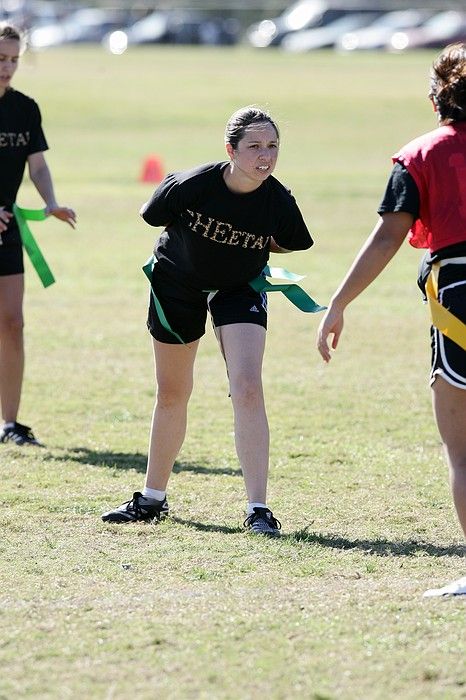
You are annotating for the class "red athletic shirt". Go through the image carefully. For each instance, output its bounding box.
[393,121,466,253]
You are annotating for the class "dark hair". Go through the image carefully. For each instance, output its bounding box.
[225,106,279,149]
[0,22,22,42]
[0,22,26,54]
[430,42,466,124]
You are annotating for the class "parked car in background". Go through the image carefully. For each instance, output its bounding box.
[388,10,466,51]
[246,0,348,48]
[29,7,130,48]
[281,11,380,52]
[1,0,60,29]
[102,9,239,52]
[336,9,434,51]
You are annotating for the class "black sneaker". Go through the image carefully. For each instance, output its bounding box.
[243,507,282,537]
[0,422,43,446]
[101,491,169,523]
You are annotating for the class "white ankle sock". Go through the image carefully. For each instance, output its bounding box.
[2,422,14,429]
[247,502,267,515]
[142,486,166,501]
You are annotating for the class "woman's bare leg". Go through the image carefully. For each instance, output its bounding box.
[145,338,199,490]
[432,374,466,538]
[217,323,269,503]
[0,274,24,423]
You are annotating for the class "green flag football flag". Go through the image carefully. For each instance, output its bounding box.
[12,204,55,288]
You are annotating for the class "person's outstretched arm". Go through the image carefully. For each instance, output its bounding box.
[27,152,76,227]
[317,211,413,362]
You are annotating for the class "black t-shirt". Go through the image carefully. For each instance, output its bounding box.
[378,162,420,219]
[142,161,313,290]
[0,88,48,211]
[378,161,466,260]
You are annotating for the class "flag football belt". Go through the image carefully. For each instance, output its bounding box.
[426,259,466,352]
[13,204,55,288]
[143,254,326,345]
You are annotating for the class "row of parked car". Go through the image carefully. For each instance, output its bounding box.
[28,8,240,49]
[248,1,466,52]
[3,0,466,52]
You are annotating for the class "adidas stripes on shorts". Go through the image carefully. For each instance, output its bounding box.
[430,259,466,389]
[147,264,267,345]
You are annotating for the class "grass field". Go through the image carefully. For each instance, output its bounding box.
[1,45,466,699]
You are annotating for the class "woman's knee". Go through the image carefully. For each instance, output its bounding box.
[0,311,24,339]
[445,447,466,475]
[230,374,263,407]
[156,378,193,407]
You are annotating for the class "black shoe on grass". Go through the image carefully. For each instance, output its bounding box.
[101,491,169,523]
[243,507,281,537]
[0,422,43,446]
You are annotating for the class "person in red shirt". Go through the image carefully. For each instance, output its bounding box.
[0,23,76,447]
[317,43,466,597]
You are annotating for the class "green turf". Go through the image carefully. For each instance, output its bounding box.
[1,46,465,700]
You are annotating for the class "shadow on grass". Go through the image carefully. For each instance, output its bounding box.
[171,516,243,535]
[47,447,242,476]
[286,529,466,558]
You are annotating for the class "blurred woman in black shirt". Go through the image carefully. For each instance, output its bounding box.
[0,23,76,446]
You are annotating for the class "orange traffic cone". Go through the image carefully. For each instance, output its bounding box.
[140,155,164,183]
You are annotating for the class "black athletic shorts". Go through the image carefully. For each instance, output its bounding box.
[430,259,466,389]
[147,263,268,344]
[0,223,24,276]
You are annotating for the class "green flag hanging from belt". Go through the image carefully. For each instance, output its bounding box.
[12,204,55,288]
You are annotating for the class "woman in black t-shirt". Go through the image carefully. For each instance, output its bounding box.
[102,106,313,535]
[317,43,466,597]
[0,24,76,446]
